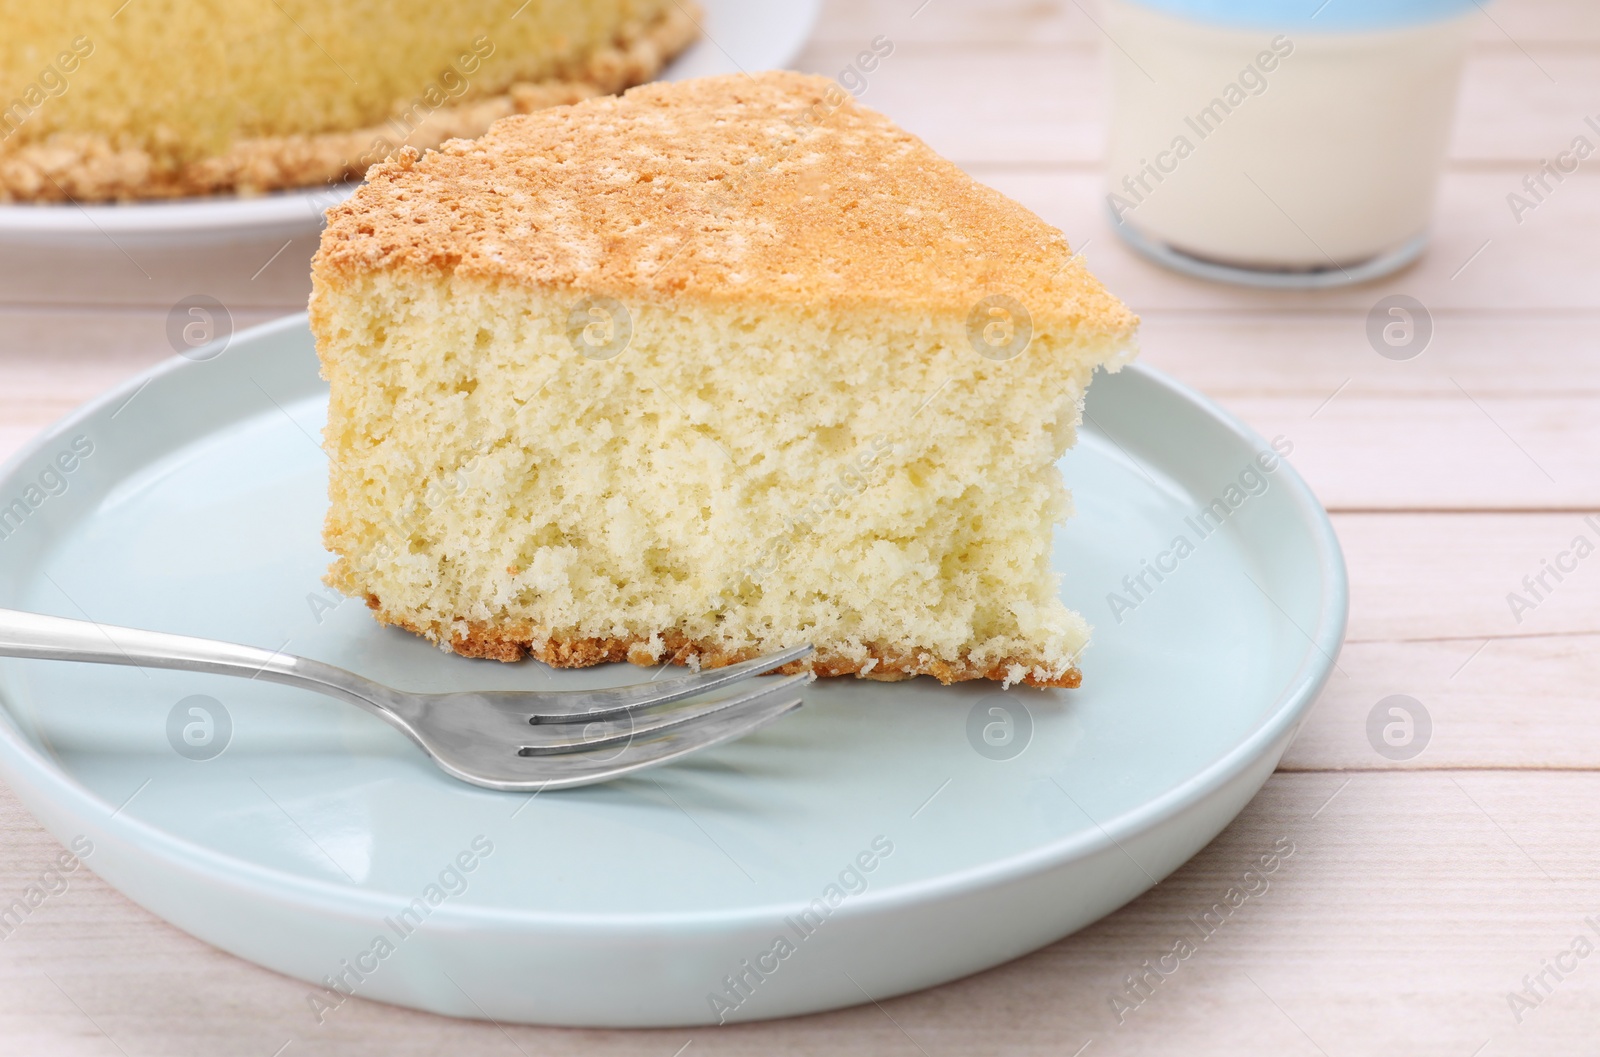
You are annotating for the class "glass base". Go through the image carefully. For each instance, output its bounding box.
[1109,208,1428,290]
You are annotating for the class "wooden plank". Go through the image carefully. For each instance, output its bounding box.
[0,178,1572,319]
[1281,634,1600,770]
[810,0,1099,46]
[2,773,1597,1055]
[812,0,1600,46]
[5,310,1599,512]
[0,309,282,462]
[2,307,1592,416]
[6,46,1588,313]
[1134,314,1600,399]
[1224,394,1600,511]
[1452,50,1600,163]
[796,39,1106,167]
[1473,0,1600,42]
[1335,512,1600,642]
[1,10,1589,313]
[798,39,1600,167]
[1131,318,1600,511]
[20,307,1599,410]
[984,170,1600,312]
[0,233,318,311]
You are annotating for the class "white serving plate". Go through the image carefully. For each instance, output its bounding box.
[0,315,1346,1027]
[0,0,821,248]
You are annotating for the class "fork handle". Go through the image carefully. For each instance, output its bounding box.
[0,607,398,718]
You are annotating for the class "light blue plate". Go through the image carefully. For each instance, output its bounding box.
[0,315,1345,1027]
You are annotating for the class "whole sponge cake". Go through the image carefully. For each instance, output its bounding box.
[311,71,1138,688]
[0,0,696,202]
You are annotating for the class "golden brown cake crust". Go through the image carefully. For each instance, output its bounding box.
[0,5,697,203]
[359,595,1082,690]
[313,70,1138,335]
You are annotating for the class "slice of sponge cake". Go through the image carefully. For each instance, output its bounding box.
[311,71,1138,688]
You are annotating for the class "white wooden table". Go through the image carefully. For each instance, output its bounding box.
[3,2,1598,1053]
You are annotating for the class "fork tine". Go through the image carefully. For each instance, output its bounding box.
[503,691,807,791]
[519,672,814,755]
[524,643,814,723]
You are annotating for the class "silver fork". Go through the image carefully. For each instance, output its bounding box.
[0,608,813,791]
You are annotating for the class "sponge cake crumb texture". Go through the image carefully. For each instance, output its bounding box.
[311,72,1139,688]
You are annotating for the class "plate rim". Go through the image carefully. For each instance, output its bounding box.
[0,312,1349,931]
[0,184,359,237]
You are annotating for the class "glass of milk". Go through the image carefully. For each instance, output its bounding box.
[1101,0,1476,287]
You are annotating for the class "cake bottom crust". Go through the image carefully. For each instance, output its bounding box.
[0,4,698,202]
[360,597,1082,690]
